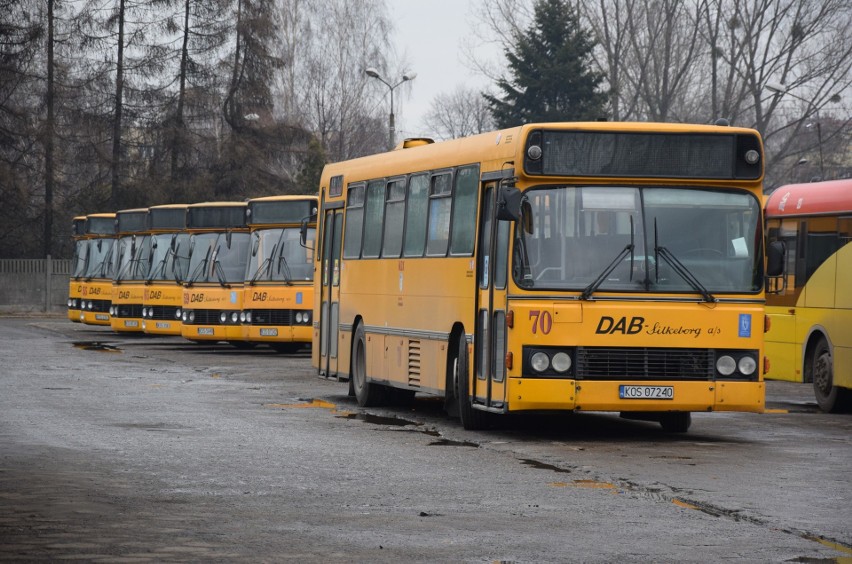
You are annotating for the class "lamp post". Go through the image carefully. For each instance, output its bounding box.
[365,67,416,150]
[766,82,824,180]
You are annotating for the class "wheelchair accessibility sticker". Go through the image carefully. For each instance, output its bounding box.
[738,314,752,338]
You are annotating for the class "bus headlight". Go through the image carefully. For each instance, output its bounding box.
[530,352,550,373]
[175,309,182,320]
[738,355,757,376]
[219,312,228,323]
[716,355,736,376]
[188,311,195,323]
[231,312,239,323]
[245,311,252,323]
[552,352,572,373]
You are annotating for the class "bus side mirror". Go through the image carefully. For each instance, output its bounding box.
[496,185,522,222]
[300,216,315,250]
[766,240,785,277]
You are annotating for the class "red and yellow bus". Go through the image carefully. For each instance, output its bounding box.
[141,204,190,336]
[79,213,117,326]
[67,216,88,322]
[242,195,317,352]
[110,208,150,333]
[313,122,771,431]
[180,202,250,346]
[765,178,852,412]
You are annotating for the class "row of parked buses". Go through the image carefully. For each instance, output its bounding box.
[68,196,317,352]
[68,120,851,431]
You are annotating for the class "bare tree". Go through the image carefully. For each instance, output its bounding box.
[423,86,495,140]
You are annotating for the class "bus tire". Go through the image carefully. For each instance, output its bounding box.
[812,338,842,413]
[659,412,691,433]
[455,333,487,430]
[351,323,386,407]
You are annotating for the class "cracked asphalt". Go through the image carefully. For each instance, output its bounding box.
[1,316,850,562]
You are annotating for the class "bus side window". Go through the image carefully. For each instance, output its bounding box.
[449,165,479,256]
[361,180,386,259]
[382,177,406,258]
[426,171,453,256]
[342,183,366,259]
[403,174,430,257]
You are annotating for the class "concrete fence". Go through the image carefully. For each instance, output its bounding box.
[0,258,71,314]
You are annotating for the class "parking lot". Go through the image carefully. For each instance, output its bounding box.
[1,316,850,562]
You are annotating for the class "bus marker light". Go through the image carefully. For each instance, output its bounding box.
[505,352,513,370]
[764,356,770,375]
[764,315,771,333]
[506,310,514,328]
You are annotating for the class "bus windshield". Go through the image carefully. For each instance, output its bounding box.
[246,227,315,284]
[72,239,89,278]
[147,233,190,283]
[186,232,250,285]
[514,186,762,294]
[83,238,116,279]
[114,235,151,282]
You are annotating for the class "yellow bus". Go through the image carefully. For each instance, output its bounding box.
[79,213,117,326]
[313,122,772,432]
[110,208,150,333]
[765,178,852,412]
[141,204,190,336]
[67,216,88,322]
[180,202,250,346]
[242,195,318,352]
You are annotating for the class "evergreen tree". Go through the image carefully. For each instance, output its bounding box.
[484,0,607,128]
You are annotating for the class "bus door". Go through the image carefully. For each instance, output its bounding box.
[474,184,510,410]
[319,208,344,379]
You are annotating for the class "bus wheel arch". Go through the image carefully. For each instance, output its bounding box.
[350,319,386,407]
[444,324,466,418]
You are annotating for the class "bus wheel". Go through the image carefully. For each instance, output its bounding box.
[454,333,487,430]
[351,323,386,407]
[659,412,691,433]
[812,338,841,412]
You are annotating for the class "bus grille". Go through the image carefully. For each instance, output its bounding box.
[575,347,714,380]
[186,309,222,325]
[246,309,294,326]
[114,304,143,318]
[148,305,179,321]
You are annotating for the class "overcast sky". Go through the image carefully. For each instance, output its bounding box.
[386,0,502,139]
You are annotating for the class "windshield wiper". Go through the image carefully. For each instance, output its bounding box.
[185,247,210,288]
[653,220,716,303]
[276,252,293,284]
[212,259,230,288]
[249,255,273,285]
[580,216,635,300]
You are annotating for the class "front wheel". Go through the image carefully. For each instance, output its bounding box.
[351,324,386,407]
[454,333,487,430]
[659,412,691,433]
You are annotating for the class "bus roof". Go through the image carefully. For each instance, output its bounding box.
[765,178,852,217]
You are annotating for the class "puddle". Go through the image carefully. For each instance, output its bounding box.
[73,341,122,353]
[428,438,478,447]
[520,459,572,473]
[337,412,420,427]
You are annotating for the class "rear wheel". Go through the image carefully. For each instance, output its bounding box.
[659,412,691,433]
[454,333,487,430]
[351,323,386,407]
[812,338,841,412]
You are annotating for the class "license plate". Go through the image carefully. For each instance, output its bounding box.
[197,327,214,335]
[619,385,674,400]
[155,322,171,329]
[260,328,278,337]
[124,320,139,327]
[95,314,109,321]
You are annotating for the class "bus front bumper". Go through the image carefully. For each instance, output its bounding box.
[506,378,765,414]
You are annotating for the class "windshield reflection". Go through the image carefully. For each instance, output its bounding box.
[186,232,250,285]
[513,186,762,294]
[83,238,116,280]
[246,227,314,284]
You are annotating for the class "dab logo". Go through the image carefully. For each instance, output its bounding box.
[595,316,645,335]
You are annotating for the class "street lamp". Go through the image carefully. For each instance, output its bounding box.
[365,67,416,150]
[766,82,824,180]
